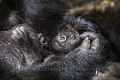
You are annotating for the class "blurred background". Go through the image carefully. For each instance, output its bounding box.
[62,0,120,28]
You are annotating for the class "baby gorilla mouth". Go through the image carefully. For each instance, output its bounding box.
[51,40,64,51]
[55,41,63,48]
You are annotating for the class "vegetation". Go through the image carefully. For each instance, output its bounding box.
[63,0,120,28]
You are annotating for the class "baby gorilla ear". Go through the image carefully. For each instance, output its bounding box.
[64,25,72,31]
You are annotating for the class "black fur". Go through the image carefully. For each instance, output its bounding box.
[0,0,119,80]
[0,0,66,37]
[0,13,110,80]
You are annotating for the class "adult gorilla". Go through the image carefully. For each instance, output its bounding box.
[0,0,119,79]
[0,14,112,80]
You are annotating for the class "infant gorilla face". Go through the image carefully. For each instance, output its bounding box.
[51,25,80,52]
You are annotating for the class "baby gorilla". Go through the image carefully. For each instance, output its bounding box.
[51,25,101,53]
[50,25,108,80]
[48,14,109,80]
[50,14,107,57]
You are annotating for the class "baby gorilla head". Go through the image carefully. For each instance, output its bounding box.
[51,25,81,52]
[51,14,104,53]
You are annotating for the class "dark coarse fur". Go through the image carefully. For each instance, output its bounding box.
[104,26,120,60]
[0,0,66,38]
[58,14,104,34]
[0,0,66,79]
[93,26,120,80]
[47,14,111,80]
[0,0,120,80]
[0,13,109,80]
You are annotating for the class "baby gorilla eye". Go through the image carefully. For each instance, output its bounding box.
[70,34,75,39]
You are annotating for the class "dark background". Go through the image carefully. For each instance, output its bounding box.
[62,0,120,28]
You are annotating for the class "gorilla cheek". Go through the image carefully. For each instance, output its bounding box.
[51,40,63,51]
[51,39,71,52]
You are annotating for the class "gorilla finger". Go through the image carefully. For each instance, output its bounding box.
[11,26,27,39]
[38,33,45,43]
[37,33,43,39]
[37,33,48,46]
[91,38,99,50]
[80,31,98,40]
[19,26,26,31]
[80,37,90,50]
[11,30,19,39]
[11,27,26,39]
[40,37,45,44]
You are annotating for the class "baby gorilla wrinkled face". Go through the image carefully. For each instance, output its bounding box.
[51,25,80,52]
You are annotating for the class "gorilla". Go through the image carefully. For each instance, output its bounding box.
[43,14,120,80]
[0,14,111,80]
[0,0,120,80]
[0,0,67,79]
[48,14,110,80]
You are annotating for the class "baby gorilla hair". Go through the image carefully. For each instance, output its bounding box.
[57,14,105,36]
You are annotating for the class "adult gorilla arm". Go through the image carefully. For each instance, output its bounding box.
[105,26,120,59]
[0,25,50,80]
